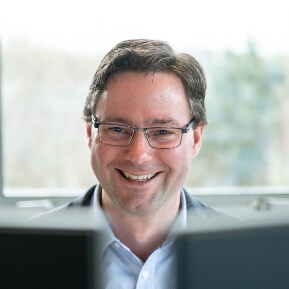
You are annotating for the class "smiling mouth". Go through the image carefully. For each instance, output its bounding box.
[119,170,158,182]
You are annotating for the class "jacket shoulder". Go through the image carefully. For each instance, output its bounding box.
[28,185,97,221]
[67,185,96,208]
[183,188,241,224]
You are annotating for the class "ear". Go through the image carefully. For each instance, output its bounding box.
[192,125,205,159]
[86,122,92,149]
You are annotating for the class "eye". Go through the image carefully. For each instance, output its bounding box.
[149,128,177,137]
[105,125,132,136]
[109,126,124,132]
[157,129,172,135]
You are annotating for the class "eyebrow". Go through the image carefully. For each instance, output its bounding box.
[148,118,182,126]
[98,116,182,127]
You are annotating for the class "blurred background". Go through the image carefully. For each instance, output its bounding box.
[1,0,288,199]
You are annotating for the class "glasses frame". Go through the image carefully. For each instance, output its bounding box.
[91,114,194,149]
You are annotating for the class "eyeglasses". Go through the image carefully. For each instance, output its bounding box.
[91,114,194,149]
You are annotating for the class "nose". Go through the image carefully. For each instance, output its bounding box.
[125,131,152,164]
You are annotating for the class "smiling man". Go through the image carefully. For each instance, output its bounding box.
[87,71,202,264]
[38,39,236,288]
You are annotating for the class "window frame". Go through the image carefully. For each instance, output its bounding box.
[1,39,289,221]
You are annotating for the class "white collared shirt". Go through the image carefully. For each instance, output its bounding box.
[92,185,187,289]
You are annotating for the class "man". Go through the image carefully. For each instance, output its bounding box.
[38,39,236,288]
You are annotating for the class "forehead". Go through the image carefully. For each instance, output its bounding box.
[95,72,192,125]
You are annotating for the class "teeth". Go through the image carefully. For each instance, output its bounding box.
[122,171,157,182]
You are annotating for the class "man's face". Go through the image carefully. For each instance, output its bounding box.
[86,72,204,216]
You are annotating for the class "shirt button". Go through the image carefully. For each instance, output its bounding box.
[142,271,149,279]
[114,242,120,248]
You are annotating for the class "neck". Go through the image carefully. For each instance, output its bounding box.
[102,191,181,262]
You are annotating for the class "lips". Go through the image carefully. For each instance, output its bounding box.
[120,170,158,182]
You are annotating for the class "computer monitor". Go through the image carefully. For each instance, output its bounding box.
[0,210,104,289]
[175,221,289,289]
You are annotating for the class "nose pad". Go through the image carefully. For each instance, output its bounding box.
[125,130,152,164]
[144,131,152,147]
[131,128,150,146]
[129,130,150,148]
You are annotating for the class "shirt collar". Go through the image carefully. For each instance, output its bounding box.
[179,187,188,227]
[92,185,115,254]
[161,188,187,247]
[92,184,188,253]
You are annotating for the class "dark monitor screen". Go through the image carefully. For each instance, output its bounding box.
[175,221,289,289]
[0,219,103,289]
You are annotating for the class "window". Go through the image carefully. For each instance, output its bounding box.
[1,0,289,219]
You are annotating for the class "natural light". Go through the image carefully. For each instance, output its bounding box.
[1,0,289,199]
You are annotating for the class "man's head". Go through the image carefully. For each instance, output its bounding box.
[83,39,207,128]
[85,39,207,217]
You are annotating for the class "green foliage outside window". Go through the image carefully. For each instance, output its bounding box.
[2,40,289,188]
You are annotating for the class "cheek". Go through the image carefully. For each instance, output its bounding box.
[178,142,195,170]
[90,131,107,161]
[160,148,192,193]
[90,140,120,174]
[90,140,109,174]
[163,145,193,175]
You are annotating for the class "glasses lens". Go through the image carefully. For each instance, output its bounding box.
[146,128,182,149]
[98,124,133,146]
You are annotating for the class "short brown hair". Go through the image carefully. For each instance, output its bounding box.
[83,39,207,128]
